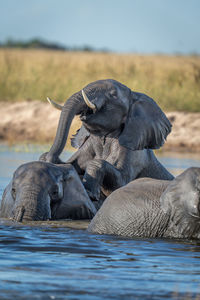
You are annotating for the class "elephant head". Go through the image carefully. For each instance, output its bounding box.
[43,79,171,163]
[0,161,96,222]
[160,167,200,239]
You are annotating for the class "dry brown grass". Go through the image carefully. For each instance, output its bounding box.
[0,49,200,111]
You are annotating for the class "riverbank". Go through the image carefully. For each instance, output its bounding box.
[0,101,199,152]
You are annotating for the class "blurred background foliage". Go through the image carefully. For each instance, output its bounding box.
[0,46,200,112]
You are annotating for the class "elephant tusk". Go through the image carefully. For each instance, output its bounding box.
[47,97,63,111]
[81,90,96,110]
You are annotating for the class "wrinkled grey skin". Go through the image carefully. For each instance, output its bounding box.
[88,167,200,240]
[41,79,173,200]
[0,161,96,222]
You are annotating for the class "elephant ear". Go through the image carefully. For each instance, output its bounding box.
[160,167,200,214]
[119,93,172,150]
[54,164,97,219]
[71,126,90,149]
[0,180,14,218]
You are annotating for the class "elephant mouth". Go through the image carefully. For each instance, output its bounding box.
[82,122,105,136]
[79,108,94,122]
[50,202,60,220]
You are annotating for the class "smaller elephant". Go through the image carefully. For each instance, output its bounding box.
[0,161,97,222]
[88,167,200,240]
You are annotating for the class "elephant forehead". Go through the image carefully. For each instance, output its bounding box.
[84,79,116,95]
[83,80,130,111]
[15,161,48,173]
[179,167,200,183]
[14,162,54,184]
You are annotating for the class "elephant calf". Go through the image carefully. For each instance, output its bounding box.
[0,161,96,222]
[88,167,200,240]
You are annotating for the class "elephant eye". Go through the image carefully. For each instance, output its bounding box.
[197,199,200,214]
[64,174,73,182]
[11,187,16,199]
[108,90,117,99]
[49,185,59,200]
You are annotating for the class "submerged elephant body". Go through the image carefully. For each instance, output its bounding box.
[41,79,174,201]
[88,167,200,240]
[1,162,200,241]
[0,161,96,222]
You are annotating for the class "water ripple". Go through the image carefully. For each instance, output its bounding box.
[1,148,200,299]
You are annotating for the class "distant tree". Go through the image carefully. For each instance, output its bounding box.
[0,38,67,51]
[0,38,109,53]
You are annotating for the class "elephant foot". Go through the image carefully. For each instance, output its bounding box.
[83,174,102,201]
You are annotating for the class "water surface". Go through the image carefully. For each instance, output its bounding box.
[0,144,200,299]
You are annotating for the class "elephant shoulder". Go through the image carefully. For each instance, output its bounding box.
[71,126,90,149]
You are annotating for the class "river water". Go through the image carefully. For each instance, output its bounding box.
[1,144,200,299]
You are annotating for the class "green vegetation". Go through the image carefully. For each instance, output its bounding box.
[0,49,200,112]
[0,38,98,52]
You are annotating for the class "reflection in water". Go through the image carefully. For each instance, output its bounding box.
[0,145,200,299]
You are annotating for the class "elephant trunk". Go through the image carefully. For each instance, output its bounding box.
[13,205,37,222]
[46,92,85,163]
[13,206,26,222]
[13,188,51,222]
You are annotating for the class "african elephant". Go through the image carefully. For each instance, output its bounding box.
[88,167,200,240]
[41,79,174,201]
[0,161,97,222]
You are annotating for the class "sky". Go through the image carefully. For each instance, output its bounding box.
[1,0,200,54]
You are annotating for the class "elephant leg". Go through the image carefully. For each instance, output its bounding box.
[67,139,96,176]
[83,159,125,201]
